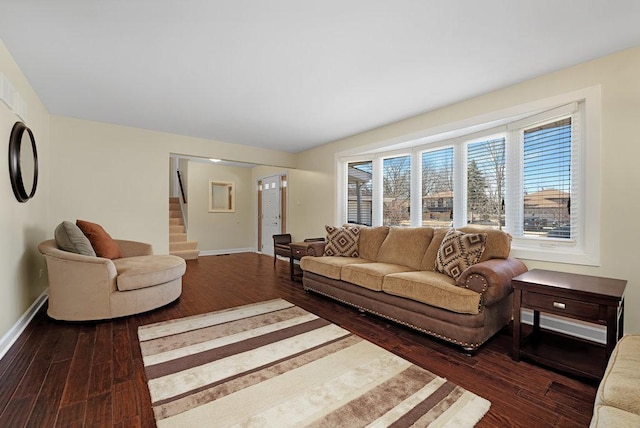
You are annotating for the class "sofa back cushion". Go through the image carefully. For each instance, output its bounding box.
[458,227,511,261]
[420,227,449,270]
[421,227,512,270]
[376,227,433,270]
[357,226,390,260]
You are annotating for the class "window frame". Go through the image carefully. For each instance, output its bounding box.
[336,86,601,266]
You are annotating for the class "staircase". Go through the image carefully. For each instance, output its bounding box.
[169,197,200,260]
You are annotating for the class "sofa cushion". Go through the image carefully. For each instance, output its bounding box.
[324,225,360,257]
[300,256,370,280]
[590,405,640,428]
[593,335,640,416]
[54,221,96,256]
[357,226,390,260]
[459,227,511,261]
[435,229,487,279]
[76,219,123,259]
[377,227,434,270]
[420,227,449,270]
[114,255,186,291]
[382,271,481,315]
[341,263,414,291]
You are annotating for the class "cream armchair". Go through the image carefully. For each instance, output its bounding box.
[38,239,186,321]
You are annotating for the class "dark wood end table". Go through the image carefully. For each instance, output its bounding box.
[289,242,311,281]
[511,269,626,380]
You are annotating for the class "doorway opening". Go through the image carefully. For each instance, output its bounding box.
[257,173,287,255]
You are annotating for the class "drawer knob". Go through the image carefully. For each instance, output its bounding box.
[553,302,566,309]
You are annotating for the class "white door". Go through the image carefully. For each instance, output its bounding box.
[261,175,281,255]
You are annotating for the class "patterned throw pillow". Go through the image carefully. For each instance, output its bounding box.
[324,225,360,257]
[435,229,487,279]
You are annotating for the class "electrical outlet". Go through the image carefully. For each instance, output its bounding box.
[38,268,43,278]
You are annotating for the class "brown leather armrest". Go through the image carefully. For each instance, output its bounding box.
[305,241,327,257]
[457,257,528,306]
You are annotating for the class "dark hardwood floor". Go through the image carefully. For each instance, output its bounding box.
[0,253,597,427]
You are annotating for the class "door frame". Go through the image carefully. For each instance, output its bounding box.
[257,172,288,253]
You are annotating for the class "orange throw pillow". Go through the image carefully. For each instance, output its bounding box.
[76,219,122,259]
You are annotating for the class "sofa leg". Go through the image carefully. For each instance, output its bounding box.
[462,346,477,356]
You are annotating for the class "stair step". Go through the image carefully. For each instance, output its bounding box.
[169,197,197,260]
[170,226,185,235]
[171,249,200,260]
[170,241,198,251]
[170,233,187,243]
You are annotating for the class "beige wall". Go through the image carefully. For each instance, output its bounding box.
[187,162,254,252]
[294,46,640,333]
[0,40,50,337]
[49,116,296,255]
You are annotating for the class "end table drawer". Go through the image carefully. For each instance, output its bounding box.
[291,247,306,257]
[522,291,600,320]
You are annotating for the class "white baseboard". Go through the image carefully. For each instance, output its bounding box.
[520,308,606,344]
[0,289,49,361]
[199,247,256,256]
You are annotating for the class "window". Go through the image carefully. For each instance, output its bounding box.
[383,155,411,226]
[467,138,505,228]
[338,87,600,265]
[422,147,453,226]
[347,161,373,226]
[522,118,572,238]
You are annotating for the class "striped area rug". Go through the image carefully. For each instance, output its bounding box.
[138,299,490,427]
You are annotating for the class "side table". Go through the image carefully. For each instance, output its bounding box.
[512,269,626,380]
[289,242,310,281]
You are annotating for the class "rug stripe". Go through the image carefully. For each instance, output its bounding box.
[390,381,457,427]
[145,317,331,381]
[140,306,310,357]
[431,392,491,428]
[305,365,438,427]
[142,312,319,366]
[152,335,364,420]
[138,298,293,341]
[156,340,410,427]
[242,348,413,427]
[365,377,448,427]
[148,323,351,403]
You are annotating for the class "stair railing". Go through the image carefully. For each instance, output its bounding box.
[177,170,187,204]
[176,170,188,229]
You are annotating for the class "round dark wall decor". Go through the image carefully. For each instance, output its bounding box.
[8,121,38,203]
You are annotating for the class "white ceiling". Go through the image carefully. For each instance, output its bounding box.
[1,1,639,153]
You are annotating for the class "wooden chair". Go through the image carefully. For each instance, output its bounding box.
[273,234,292,266]
[273,235,325,266]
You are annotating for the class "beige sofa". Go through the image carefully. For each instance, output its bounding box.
[39,239,186,321]
[590,335,640,427]
[301,226,527,351]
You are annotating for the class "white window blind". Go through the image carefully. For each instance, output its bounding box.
[347,161,373,226]
[523,118,572,239]
[466,138,505,228]
[383,155,411,226]
[422,147,454,226]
